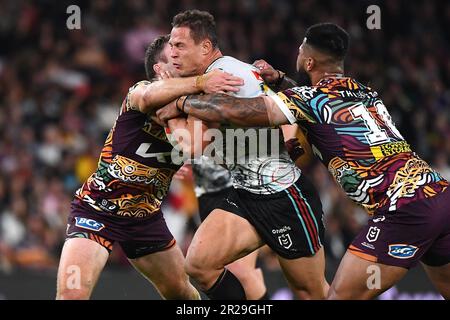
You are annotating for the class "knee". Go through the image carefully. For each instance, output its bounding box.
[56,272,95,300]
[56,286,91,300]
[291,281,328,300]
[156,276,198,300]
[185,253,207,284]
[226,264,255,286]
[326,284,345,300]
[296,289,324,300]
[185,252,221,290]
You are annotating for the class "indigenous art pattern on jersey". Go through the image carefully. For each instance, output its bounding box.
[74,81,181,218]
[276,77,448,214]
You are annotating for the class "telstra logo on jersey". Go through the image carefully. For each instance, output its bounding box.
[75,217,105,232]
[388,244,419,259]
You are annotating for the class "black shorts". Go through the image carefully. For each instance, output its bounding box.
[198,187,234,221]
[217,175,325,259]
[66,201,176,259]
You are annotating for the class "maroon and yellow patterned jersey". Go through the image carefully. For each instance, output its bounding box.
[74,81,181,218]
[273,76,448,214]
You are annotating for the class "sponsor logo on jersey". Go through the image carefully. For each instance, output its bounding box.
[388,244,419,259]
[225,198,239,208]
[373,215,385,223]
[361,242,375,250]
[75,217,105,232]
[272,226,292,234]
[97,198,118,214]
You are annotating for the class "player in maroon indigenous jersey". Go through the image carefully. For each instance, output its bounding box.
[56,35,243,300]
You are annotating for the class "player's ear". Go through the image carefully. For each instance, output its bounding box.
[306,57,315,72]
[201,39,212,55]
[153,64,161,76]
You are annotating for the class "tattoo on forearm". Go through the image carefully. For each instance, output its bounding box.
[184,94,269,126]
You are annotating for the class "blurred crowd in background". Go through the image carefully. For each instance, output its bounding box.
[0,0,449,276]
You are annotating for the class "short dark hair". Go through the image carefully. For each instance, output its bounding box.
[144,34,170,80]
[171,10,218,48]
[304,23,349,60]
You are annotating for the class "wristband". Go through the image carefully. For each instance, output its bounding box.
[176,95,189,113]
[195,75,205,91]
[275,70,285,86]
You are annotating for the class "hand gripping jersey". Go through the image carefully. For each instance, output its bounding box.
[74,81,181,218]
[273,76,448,214]
[203,56,301,195]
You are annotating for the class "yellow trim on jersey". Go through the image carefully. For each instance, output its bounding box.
[267,91,297,124]
[370,146,385,161]
[274,91,316,124]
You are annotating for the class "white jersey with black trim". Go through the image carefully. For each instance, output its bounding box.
[200,56,301,195]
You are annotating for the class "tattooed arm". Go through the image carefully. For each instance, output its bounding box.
[157,93,290,127]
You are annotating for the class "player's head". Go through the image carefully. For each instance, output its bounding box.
[145,34,177,80]
[296,23,349,85]
[170,10,219,76]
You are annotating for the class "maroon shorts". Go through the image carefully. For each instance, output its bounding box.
[349,188,450,268]
[66,201,175,259]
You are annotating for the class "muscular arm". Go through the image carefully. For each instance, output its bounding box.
[135,77,200,113]
[181,93,290,127]
[129,70,243,114]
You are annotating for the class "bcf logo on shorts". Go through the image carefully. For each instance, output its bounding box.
[75,217,105,232]
[388,244,419,259]
[366,226,380,243]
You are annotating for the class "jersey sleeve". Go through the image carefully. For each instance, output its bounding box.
[270,87,319,124]
[123,80,152,113]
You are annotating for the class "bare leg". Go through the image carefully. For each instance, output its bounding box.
[226,250,267,299]
[328,250,408,300]
[129,244,200,300]
[421,262,450,299]
[56,238,109,299]
[185,209,264,293]
[277,247,329,299]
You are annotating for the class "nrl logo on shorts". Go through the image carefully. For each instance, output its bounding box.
[366,226,380,243]
[278,233,293,249]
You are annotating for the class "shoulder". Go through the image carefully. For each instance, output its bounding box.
[125,80,154,112]
[282,85,320,103]
[207,56,258,74]
[208,56,264,98]
[129,80,153,93]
